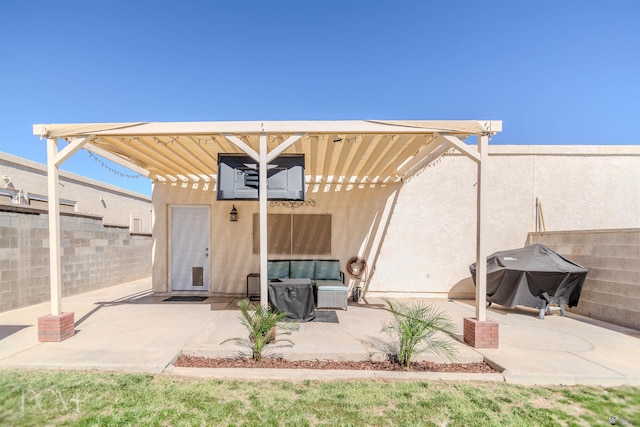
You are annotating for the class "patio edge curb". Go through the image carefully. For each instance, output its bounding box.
[164,366,506,382]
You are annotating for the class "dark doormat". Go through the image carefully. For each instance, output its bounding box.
[312,311,339,323]
[163,296,208,302]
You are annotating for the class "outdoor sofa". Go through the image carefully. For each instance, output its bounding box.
[268,259,348,310]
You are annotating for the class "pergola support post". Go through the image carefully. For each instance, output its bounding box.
[475,134,488,322]
[259,133,269,306]
[38,138,75,342]
[463,134,498,348]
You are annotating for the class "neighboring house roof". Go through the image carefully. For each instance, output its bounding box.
[0,151,150,202]
[33,120,501,188]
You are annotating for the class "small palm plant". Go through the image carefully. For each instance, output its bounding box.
[382,299,458,369]
[222,299,298,362]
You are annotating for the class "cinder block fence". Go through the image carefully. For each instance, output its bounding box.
[0,206,152,313]
[527,229,640,330]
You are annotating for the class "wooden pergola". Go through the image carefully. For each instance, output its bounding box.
[33,119,502,346]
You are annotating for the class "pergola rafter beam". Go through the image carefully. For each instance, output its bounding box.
[328,133,358,183]
[401,141,450,181]
[341,135,377,183]
[358,134,387,182]
[309,134,320,181]
[395,135,442,179]
[131,136,189,181]
[321,135,337,182]
[292,135,305,154]
[378,135,425,180]
[371,135,417,180]
[153,136,211,178]
[94,137,169,177]
[171,137,217,177]
[185,136,220,173]
[84,142,151,177]
[354,134,391,183]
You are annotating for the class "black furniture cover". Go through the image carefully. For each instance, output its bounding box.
[268,281,315,322]
[470,244,587,309]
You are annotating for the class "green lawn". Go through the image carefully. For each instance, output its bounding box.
[1,370,638,426]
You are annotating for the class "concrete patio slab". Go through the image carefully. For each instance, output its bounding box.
[452,300,640,385]
[1,278,638,385]
[0,278,213,373]
[188,298,482,364]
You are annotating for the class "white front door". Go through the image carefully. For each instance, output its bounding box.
[170,206,210,291]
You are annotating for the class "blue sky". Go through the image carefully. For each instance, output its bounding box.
[1,0,638,196]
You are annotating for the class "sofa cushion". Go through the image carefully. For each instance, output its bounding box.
[315,260,341,281]
[267,261,290,280]
[315,280,348,291]
[290,260,315,279]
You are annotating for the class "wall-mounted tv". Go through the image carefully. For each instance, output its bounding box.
[217,154,305,201]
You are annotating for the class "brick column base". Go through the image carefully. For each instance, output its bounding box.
[463,317,499,348]
[38,312,75,342]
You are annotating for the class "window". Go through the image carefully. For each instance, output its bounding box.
[253,214,331,255]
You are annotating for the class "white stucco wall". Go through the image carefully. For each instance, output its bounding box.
[371,145,640,298]
[151,179,400,294]
[1,151,152,232]
[152,145,640,298]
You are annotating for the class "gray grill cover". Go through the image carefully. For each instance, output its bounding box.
[268,282,315,322]
[470,244,587,309]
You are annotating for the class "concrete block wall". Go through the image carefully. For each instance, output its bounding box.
[0,208,152,313]
[527,229,640,330]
